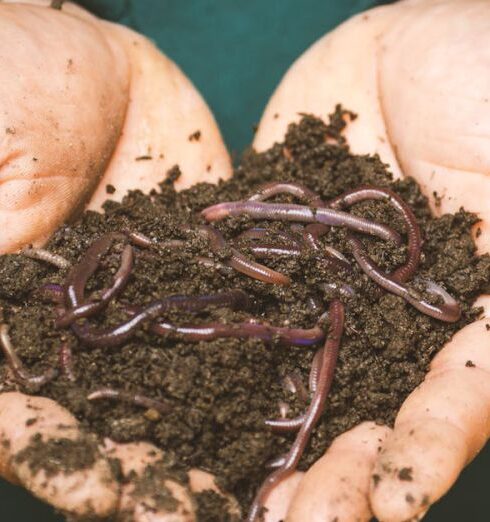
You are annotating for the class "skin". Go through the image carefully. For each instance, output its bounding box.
[0,0,232,254]
[0,0,489,520]
[254,0,490,520]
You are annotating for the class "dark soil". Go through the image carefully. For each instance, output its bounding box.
[0,108,488,520]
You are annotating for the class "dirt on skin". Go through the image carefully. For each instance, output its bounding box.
[0,108,489,519]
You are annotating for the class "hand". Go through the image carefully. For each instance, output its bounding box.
[0,0,232,254]
[0,2,236,520]
[253,0,490,520]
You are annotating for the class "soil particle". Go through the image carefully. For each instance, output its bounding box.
[398,467,413,481]
[189,130,202,142]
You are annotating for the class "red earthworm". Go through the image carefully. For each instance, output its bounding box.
[247,300,345,522]
[198,225,290,285]
[301,224,352,270]
[278,401,290,419]
[321,282,356,298]
[248,181,325,207]
[264,415,305,433]
[265,347,325,433]
[57,244,134,327]
[58,343,76,382]
[126,230,185,250]
[150,319,325,347]
[72,290,250,348]
[87,388,171,415]
[248,244,302,258]
[63,233,120,309]
[309,347,324,393]
[302,223,330,250]
[265,454,287,470]
[349,235,461,322]
[196,256,234,275]
[38,283,65,304]
[126,231,154,248]
[235,227,302,247]
[283,372,309,403]
[202,201,401,244]
[0,324,57,386]
[329,186,422,282]
[22,248,71,269]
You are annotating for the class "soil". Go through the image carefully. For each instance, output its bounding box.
[0,107,488,520]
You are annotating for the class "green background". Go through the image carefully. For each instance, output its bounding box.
[1,1,488,520]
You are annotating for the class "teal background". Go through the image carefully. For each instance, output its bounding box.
[1,1,488,520]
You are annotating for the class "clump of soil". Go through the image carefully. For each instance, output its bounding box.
[0,108,488,518]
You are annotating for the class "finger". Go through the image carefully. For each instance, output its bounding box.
[252,1,403,178]
[263,472,304,522]
[103,440,196,522]
[285,422,391,522]
[370,297,490,522]
[376,0,490,254]
[0,392,119,518]
[0,2,129,253]
[188,469,241,519]
[87,22,232,210]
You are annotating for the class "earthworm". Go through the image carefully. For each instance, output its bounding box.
[63,233,119,309]
[265,348,323,433]
[198,225,290,285]
[321,282,356,298]
[265,454,287,470]
[59,343,76,382]
[202,201,401,244]
[329,186,422,282]
[235,227,302,247]
[0,324,57,386]
[283,372,309,403]
[87,388,171,415]
[57,244,134,327]
[309,348,323,393]
[248,244,302,258]
[22,248,71,269]
[150,319,325,347]
[264,415,305,433]
[278,401,290,419]
[302,224,329,250]
[126,231,154,248]
[301,224,351,270]
[72,290,250,348]
[126,230,185,250]
[247,299,345,522]
[196,256,234,275]
[38,283,65,304]
[349,235,461,322]
[240,232,349,270]
[248,182,325,207]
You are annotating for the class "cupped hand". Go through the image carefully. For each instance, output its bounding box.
[0,1,235,520]
[0,0,232,254]
[254,0,490,520]
[1,1,489,521]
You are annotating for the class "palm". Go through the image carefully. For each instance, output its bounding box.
[254,0,490,520]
